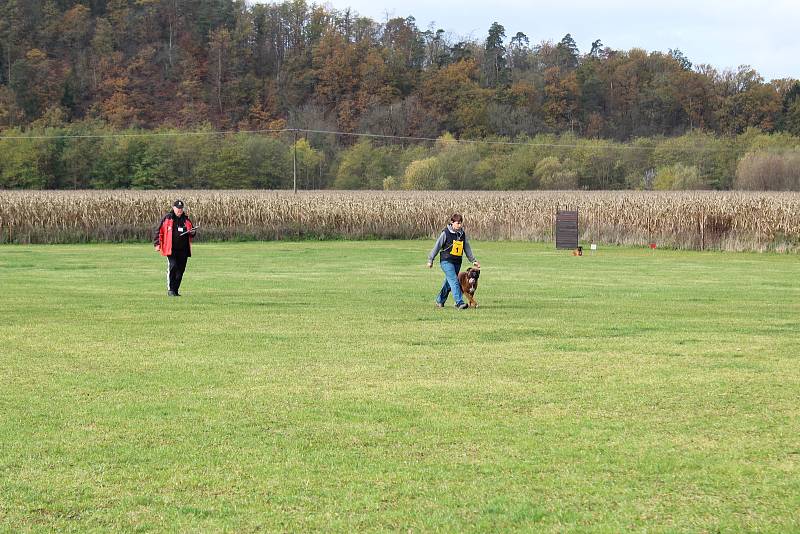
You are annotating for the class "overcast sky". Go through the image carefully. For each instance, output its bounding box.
[294,0,799,81]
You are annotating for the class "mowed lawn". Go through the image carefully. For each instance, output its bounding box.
[1,241,798,532]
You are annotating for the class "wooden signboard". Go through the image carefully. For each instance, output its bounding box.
[556,210,578,249]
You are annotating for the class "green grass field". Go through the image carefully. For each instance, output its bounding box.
[1,241,799,532]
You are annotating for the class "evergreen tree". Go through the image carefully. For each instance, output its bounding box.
[483,22,507,88]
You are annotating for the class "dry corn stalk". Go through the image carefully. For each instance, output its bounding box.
[0,190,798,251]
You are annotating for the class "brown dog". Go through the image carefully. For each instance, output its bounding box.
[458,267,481,308]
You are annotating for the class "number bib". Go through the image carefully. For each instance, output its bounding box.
[451,240,464,256]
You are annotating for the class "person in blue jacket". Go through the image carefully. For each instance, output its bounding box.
[426,213,480,309]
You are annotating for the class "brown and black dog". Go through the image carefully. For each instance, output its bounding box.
[458,267,481,308]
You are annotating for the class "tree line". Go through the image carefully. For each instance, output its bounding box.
[0,0,799,190]
[2,126,799,191]
[2,0,800,138]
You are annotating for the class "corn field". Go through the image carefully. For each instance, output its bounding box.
[1,190,799,252]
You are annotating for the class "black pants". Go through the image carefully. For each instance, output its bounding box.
[167,254,188,293]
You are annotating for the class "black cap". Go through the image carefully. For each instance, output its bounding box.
[173,199,185,209]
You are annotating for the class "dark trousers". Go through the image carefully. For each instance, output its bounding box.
[167,254,188,293]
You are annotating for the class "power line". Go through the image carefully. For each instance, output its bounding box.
[0,126,745,152]
[297,128,663,150]
[0,128,288,140]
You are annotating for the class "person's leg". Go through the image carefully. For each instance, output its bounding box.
[173,255,188,294]
[441,261,465,307]
[167,255,178,294]
[437,268,451,305]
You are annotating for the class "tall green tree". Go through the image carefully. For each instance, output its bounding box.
[556,33,579,71]
[483,22,508,88]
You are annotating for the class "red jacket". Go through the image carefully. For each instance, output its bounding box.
[155,214,193,257]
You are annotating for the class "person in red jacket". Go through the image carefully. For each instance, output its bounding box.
[154,199,196,296]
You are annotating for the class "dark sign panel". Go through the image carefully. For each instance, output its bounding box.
[556,210,578,249]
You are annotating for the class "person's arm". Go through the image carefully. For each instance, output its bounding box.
[153,214,166,248]
[427,231,446,267]
[463,236,479,266]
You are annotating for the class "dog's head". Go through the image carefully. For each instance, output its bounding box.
[466,268,480,284]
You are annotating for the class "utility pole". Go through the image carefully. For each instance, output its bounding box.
[293,129,298,194]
